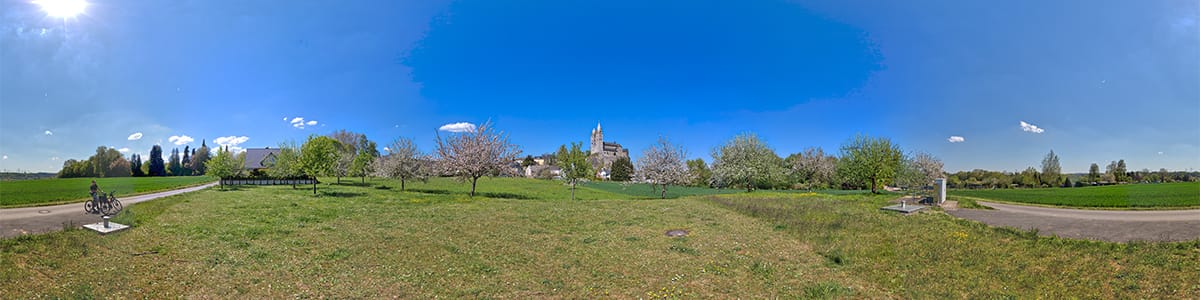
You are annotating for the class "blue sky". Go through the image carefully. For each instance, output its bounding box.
[1,0,1197,173]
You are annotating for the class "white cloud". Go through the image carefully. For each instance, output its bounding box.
[947,136,965,143]
[214,136,250,152]
[1158,151,1164,155]
[289,117,318,129]
[283,117,289,121]
[168,135,194,145]
[44,130,53,135]
[1019,121,1045,134]
[439,122,477,133]
[2,155,7,160]
[127,132,143,140]
[383,147,391,152]
[51,157,59,161]
[118,148,130,153]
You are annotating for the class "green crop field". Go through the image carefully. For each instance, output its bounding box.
[2,177,1197,298]
[950,182,1200,208]
[0,176,217,208]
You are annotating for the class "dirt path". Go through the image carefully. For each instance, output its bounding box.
[0,182,218,238]
[948,201,1200,242]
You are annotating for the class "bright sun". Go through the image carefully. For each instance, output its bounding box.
[34,0,88,19]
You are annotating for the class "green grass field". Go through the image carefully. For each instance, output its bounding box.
[0,176,217,208]
[1,177,1197,298]
[950,182,1200,208]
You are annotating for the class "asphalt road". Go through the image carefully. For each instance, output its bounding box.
[948,201,1200,242]
[0,182,217,238]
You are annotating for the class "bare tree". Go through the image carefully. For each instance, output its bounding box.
[434,121,522,197]
[374,137,429,191]
[635,136,691,199]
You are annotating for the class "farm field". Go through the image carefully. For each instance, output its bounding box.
[950,182,1200,208]
[1,177,1197,298]
[0,176,217,208]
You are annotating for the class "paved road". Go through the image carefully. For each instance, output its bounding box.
[948,201,1200,242]
[0,182,217,238]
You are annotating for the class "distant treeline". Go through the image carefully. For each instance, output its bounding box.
[58,142,212,178]
[0,172,57,181]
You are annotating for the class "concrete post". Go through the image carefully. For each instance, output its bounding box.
[935,178,947,204]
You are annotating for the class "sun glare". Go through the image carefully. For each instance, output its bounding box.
[34,0,88,19]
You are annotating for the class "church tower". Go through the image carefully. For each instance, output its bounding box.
[590,123,603,155]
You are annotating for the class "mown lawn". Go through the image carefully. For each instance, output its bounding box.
[0,176,217,208]
[2,177,1197,298]
[950,182,1200,208]
[0,180,874,298]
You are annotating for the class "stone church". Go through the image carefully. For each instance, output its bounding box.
[589,123,629,179]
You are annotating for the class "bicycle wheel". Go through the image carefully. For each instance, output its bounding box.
[84,200,96,214]
[111,198,122,213]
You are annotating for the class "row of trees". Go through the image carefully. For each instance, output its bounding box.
[947,154,1195,189]
[57,142,212,178]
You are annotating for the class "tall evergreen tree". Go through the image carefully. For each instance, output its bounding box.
[148,145,166,176]
[182,146,192,176]
[130,154,144,177]
[192,140,211,175]
[168,148,183,176]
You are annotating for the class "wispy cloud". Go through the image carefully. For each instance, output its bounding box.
[947,136,965,143]
[127,132,143,140]
[168,135,194,145]
[1019,121,1044,134]
[118,148,130,153]
[44,130,53,136]
[439,122,477,133]
[2,155,7,160]
[290,117,318,129]
[50,157,59,161]
[214,136,250,153]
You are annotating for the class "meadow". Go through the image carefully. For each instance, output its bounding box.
[950,182,1200,208]
[1,177,1196,298]
[0,176,217,208]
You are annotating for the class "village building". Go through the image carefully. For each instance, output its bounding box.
[589,123,629,179]
[242,147,281,171]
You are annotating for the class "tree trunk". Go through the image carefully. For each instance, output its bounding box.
[401,179,406,192]
[470,177,478,197]
[337,176,341,184]
[661,184,667,199]
[571,181,576,200]
[313,181,318,195]
[362,176,365,184]
[870,176,877,194]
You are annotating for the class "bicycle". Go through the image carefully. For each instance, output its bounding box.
[84,191,122,215]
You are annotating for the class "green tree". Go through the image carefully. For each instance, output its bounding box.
[267,141,304,188]
[181,146,192,176]
[300,135,340,194]
[349,140,379,183]
[191,140,211,175]
[609,156,634,182]
[711,133,785,191]
[130,154,144,177]
[1087,163,1100,183]
[1019,167,1040,188]
[685,158,711,187]
[836,134,903,194]
[1116,159,1128,182]
[205,147,245,190]
[556,142,592,200]
[521,155,537,168]
[1040,150,1061,187]
[148,145,166,176]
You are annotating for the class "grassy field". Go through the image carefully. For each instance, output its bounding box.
[1,177,1197,298]
[0,176,217,208]
[950,182,1200,208]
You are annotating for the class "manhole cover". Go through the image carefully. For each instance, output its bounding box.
[665,229,689,237]
[38,210,51,214]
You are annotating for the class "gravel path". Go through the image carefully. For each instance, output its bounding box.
[948,201,1200,242]
[0,182,218,238]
